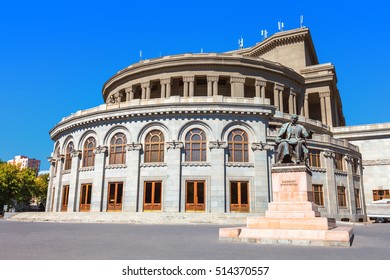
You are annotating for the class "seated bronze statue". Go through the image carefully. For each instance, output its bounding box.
[275,114,313,164]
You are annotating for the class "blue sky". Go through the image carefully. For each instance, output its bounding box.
[0,0,389,170]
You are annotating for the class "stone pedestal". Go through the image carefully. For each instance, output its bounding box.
[219,164,354,247]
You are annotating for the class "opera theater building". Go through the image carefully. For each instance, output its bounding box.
[47,28,369,222]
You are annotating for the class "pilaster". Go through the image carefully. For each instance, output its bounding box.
[54,155,64,212]
[91,145,107,212]
[67,150,82,212]
[209,141,227,213]
[207,76,219,96]
[323,150,337,216]
[123,143,142,212]
[165,141,184,212]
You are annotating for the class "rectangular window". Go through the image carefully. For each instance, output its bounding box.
[355,188,361,209]
[309,149,321,167]
[337,186,347,207]
[80,184,92,212]
[312,184,324,206]
[372,190,390,201]
[334,153,344,171]
[352,158,359,174]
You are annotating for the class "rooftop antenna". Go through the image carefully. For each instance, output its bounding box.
[261,29,268,40]
[278,21,284,31]
[139,50,142,61]
[300,15,305,28]
[238,36,244,49]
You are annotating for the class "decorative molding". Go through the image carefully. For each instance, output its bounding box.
[271,164,312,175]
[310,167,327,173]
[182,162,211,167]
[79,167,95,172]
[61,170,71,175]
[208,141,227,149]
[140,163,167,168]
[230,76,246,83]
[207,76,219,82]
[344,155,354,163]
[319,91,331,98]
[48,157,56,165]
[126,143,142,151]
[251,142,274,151]
[323,150,335,159]
[363,159,390,166]
[226,162,254,168]
[93,145,108,154]
[59,154,65,160]
[166,141,184,150]
[71,150,82,158]
[335,170,348,176]
[255,79,267,87]
[183,76,195,82]
[160,78,171,84]
[105,164,127,169]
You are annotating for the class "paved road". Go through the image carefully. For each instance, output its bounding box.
[0,220,389,260]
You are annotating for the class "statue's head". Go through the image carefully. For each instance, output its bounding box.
[290,114,298,124]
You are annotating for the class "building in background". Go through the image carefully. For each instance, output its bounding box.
[8,155,41,175]
[46,27,378,222]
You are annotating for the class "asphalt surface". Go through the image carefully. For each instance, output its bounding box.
[0,220,389,260]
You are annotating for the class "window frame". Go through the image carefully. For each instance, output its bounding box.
[185,128,207,162]
[144,130,165,163]
[109,133,127,165]
[83,137,96,167]
[228,129,249,163]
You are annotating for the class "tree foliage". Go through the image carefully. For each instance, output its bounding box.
[0,162,48,212]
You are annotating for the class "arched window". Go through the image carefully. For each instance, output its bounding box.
[185,128,206,162]
[109,133,127,164]
[83,137,96,167]
[228,129,248,162]
[64,142,74,170]
[144,130,164,162]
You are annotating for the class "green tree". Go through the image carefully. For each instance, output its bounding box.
[0,162,45,212]
[35,173,49,206]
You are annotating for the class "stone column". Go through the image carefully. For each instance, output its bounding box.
[183,76,194,97]
[53,155,64,212]
[91,145,107,212]
[319,92,327,125]
[46,157,57,212]
[183,79,189,97]
[274,83,284,111]
[324,91,333,127]
[289,88,296,114]
[123,143,142,212]
[125,86,134,101]
[255,79,266,98]
[209,141,227,213]
[345,155,356,216]
[67,150,82,212]
[165,141,184,212]
[160,78,171,98]
[207,78,213,96]
[141,82,151,100]
[230,76,245,97]
[304,94,309,118]
[213,78,219,96]
[323,150,337,217]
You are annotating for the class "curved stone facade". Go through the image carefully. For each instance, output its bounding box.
[47,28,365,222]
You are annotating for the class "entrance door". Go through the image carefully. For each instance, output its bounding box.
[80,184,92,212]
[230,181,249,212]
[186,181,205,212]
[61,185,69,212]
[107,182,123,212]
[144,181,162,211]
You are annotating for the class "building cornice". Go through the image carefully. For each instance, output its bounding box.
[49,98,275,139]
